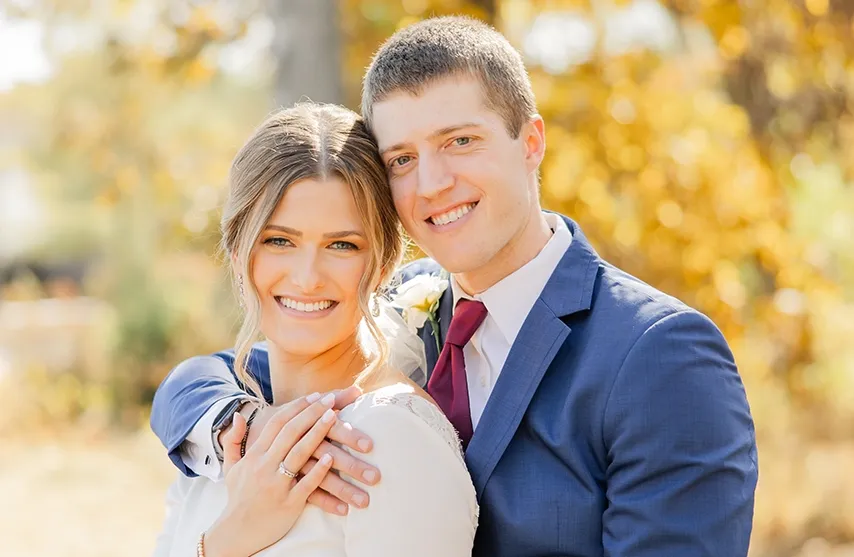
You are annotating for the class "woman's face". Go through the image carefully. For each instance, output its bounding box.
[250,176,371,357]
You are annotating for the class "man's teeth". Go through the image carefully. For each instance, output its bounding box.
[277,298,334,312]
[430,203,476,226]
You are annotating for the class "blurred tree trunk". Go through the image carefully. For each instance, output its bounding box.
[267,0,343,107]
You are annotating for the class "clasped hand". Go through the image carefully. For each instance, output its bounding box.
[204,387,379,557]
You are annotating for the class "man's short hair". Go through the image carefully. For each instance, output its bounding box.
[361,16,537,138]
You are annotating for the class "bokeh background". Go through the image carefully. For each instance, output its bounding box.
[1,0,852,555]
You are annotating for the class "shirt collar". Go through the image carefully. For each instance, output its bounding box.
[451,212,573,345]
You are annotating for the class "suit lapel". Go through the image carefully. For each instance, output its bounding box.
[465,300,570,498]
[464,216,601,499]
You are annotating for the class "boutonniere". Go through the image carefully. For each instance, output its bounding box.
[391,272,449,354]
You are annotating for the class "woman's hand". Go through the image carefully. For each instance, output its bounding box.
[203,393,339,557]
[220,386,381,516]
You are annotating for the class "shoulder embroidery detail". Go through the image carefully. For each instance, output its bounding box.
[351,386,480,526]
[370,391,466,465]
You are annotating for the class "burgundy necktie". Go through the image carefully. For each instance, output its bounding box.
[427,298,488,449]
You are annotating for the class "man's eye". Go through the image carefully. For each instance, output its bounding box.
[391,155,413,167]
[454,137,472,146]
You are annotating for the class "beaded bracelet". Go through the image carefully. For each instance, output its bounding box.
[196,532,206,557]
[240,407,260,458]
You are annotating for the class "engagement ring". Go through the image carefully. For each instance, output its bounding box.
[277,461,298,479]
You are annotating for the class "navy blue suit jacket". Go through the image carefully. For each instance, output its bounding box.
[151,215,758,556]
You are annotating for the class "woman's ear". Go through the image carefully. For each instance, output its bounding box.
[230,252,243,281]
[377,263,396,290]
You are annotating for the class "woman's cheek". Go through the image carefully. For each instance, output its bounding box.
[336,256,369,314]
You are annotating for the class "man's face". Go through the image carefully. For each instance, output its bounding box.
[371,76,545,285]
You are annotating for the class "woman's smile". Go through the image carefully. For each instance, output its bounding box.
[274,296,339,319]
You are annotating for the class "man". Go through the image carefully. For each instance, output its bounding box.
[151,16,757,556]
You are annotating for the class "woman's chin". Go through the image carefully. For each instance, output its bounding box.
[260,308,362,357]
[265,336,332,356]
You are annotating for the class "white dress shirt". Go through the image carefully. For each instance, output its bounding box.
[182,394,249,480]
[453,212,572,430]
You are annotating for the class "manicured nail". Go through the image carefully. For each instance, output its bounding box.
[321,409,336,424]
[321,393,335,406]
[352,493,368,508]
[306,392,321,403]
[337,503,348,515]
[362,469,377,483]
[357,439,371,452]
[320,453,333,465]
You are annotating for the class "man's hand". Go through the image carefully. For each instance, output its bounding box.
[219,386,379,516]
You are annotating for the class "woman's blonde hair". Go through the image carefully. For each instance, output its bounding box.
[220,103,404,401]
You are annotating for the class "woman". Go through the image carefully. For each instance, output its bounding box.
[154,103,477,556]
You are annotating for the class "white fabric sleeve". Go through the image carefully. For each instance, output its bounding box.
[342,404,477,557]
[180,395,249,481]
[152,473,192,557]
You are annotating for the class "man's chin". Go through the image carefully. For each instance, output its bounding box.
[426,251,490,276]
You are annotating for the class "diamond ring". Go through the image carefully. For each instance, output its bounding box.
[277,461,298,479]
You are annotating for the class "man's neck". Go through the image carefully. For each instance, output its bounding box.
[455,209,553,295]
[267,334,370,404]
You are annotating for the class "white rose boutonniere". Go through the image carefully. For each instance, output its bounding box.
[391,273,449,354]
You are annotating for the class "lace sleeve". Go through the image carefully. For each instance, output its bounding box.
[370,391,466,465]
[340,391,478,557]
[152,472,192,557]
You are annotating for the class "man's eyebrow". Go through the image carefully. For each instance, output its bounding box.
[263,225,365,240]
[428,123,481,140]
[380,122,482,157]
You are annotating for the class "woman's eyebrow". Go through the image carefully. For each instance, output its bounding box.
[264,225,365,240]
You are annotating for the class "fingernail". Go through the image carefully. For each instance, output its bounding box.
[321,393,335,406]
[306,392,321,403]
[357,439,371,452]
[321,409,336,424]
[352,493,368,508]
[320,453,333,465]
[337,503,348,515]
[362,469,377,483]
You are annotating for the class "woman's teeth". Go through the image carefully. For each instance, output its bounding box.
[276,297,334,313]
[430,202,476,226]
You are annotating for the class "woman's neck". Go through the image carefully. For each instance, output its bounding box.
[267,333,371,405]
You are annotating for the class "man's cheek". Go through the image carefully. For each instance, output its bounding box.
[391,190,413,218]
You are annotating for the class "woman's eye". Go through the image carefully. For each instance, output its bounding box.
[263,237,292,248]
[329,241,358,251]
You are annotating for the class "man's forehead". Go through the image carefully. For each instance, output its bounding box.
[371,81,491,150]
[374,113,476,149]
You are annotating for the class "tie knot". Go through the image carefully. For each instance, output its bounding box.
[445,298,488,347]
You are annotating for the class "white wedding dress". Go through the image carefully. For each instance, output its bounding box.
[153,383,479,556]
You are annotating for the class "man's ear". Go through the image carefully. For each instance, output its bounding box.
[522,115,546,174]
